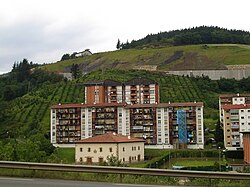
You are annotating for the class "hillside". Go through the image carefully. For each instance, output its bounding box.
[1,67,250,161]
[120,26,250,49]
[43,44,250,74]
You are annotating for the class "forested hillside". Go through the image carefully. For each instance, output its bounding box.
[119,26,250,49]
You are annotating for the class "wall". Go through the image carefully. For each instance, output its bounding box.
[166,70,250,80]
[75,142,144,164]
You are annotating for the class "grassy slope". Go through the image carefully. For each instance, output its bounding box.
[43,44,250,73]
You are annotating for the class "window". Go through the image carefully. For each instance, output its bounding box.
[134,146,136,151]
[109,147,112,152]
[123,147,125,152]
[99,147,103,152]
[88,148,91,152]
[80,148,83,152]
[241,116,245,119]
[241,110,244,112]
[80,157,83,162]
[138,146,140,150]
[123,158,125,162]
[99,157,104,164]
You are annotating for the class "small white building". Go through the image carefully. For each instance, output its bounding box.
[75,49,92,57]
[75,133,144,164]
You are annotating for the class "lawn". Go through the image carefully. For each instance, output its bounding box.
[173,158,224,167]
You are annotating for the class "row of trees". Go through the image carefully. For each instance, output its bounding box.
[190,75,250,94]
[0,59,64,101]
[118,26,250,49]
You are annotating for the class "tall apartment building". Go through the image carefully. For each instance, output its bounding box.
[222,104,250,150]
[51,102,204,149]
[84,80,123,104]
[50,104,82,144]
[51,78,204,149]
[219,94,250,151]
[84,78,159,105]
[219,94,250,124]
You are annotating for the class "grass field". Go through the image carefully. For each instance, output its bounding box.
[43,44,250,73]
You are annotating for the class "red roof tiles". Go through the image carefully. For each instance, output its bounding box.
[222,104,250,110]
[76,133,144,144]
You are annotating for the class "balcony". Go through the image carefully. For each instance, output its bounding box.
[231,125,240,129]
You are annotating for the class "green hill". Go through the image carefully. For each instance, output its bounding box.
[44,44,250,74]
[1,67,250,162]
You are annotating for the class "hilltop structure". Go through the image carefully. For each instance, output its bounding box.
[51,78,204,149]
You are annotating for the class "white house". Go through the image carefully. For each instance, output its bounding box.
[75,133,144,164]
[75,49,92,57]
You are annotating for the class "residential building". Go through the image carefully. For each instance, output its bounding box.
[50,104,82,145]
[75,49,92,57]
[219,94,250,124]
[84,80,123,104]
[124,78,159,104]
[51,102,204,149]
[51,78,204,149]
[75,133,144,164]
[222,104,250,150]
[84,78,159,105]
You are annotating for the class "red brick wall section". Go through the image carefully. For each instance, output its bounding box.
[86,86,95,104]
[243,135,250,164]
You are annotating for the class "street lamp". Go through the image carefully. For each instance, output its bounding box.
[218,146,221,172]
[168,149,171,169]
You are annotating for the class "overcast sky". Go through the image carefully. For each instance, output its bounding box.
[1,0,250,74]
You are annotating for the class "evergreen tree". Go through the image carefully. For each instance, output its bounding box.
[70,64,81,79]
[116,39,121,49]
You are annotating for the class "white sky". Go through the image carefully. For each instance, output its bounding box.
[1,0,250,74]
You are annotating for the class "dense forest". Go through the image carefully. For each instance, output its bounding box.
[119,26,250,49]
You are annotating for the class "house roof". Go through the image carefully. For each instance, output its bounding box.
[76,133,145,144]
[219,94,250,98]
[50,103,84,109]
[124,77,158,85]
[83,79,122,86]
[51,102,127,109]
[125,102,203,109]
[51,102,203,109]
[222,104,250,110]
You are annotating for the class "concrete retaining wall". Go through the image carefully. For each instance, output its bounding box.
[166,70,250,80]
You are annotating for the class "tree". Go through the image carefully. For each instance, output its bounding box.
[70,64,81,79]
[214,120,224,148]
[116,39,121,49]
[103,155,125,167]
[61,54,70,61]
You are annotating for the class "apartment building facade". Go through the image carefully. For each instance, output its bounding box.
[51,78,204,149]
[84,78,159,105]
[51,102,204,149]
[219,94,250,124]
[222,104,250,150]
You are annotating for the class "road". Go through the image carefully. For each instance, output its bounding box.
[0,177,178,187]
